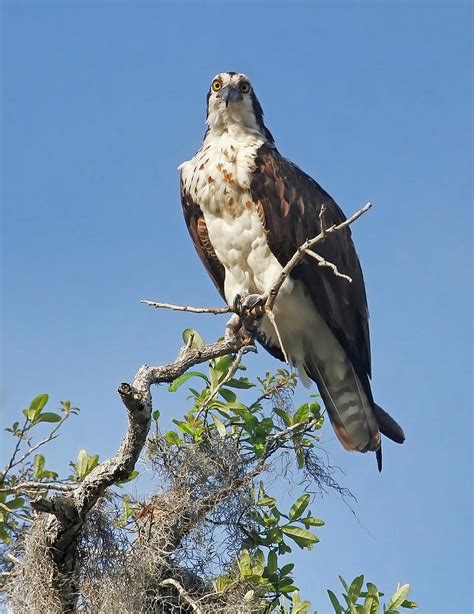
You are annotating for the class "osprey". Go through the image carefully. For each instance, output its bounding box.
[179,72,404,469]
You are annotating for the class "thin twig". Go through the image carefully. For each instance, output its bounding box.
[159,579,203,613]
[141,300,232,315]
[266,202,372,312]
[304,249,352,282]
[2,418,29,480]
[0,482,74,494]
[265,308,289,364]
[261,417,320,462]
[7,430,62,473]
[319,203,327,235]
[3,552,21,566]
[271,418,319,443]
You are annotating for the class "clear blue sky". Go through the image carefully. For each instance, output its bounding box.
[1,1,472,612]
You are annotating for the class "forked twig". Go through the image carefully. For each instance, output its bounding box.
[304,249,352,282]
[265,202,371,312]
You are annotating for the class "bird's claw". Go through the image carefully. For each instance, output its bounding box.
[233,293,266,333]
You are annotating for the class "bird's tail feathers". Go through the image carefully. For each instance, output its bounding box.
[303,353,380,454]
[373,403,405,444]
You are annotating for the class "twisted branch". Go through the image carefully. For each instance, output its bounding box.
[26,329,255,612]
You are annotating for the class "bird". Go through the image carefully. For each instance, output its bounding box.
[179,71,405,470]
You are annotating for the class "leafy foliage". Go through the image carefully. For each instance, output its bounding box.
[1,396,80,548]
[0,329,417,613]
[327,576,417,614]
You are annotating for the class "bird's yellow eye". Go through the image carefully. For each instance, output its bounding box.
[212,79,222,92]
[239,81,251,94]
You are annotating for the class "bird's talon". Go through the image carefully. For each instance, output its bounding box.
[232,293,266,333]
[232,293,242,313]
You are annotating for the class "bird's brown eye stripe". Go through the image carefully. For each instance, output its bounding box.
[239,81,250,93]
[212,79,222,92]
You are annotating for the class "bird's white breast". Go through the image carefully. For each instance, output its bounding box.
[180,131,286,303]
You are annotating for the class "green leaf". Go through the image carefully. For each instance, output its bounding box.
[279,541,292,554]
[0,524,11,543]
[252,548,265,576]
[348,575,364,604]
[279,584,297,594]
[40,470,59,479]
[258,492,277,508]
[243,590,255,602]
[289,494,310,521]
[364,585,380,614]
[291,591,312,614]
[219,388,237,403]
[182,328,205,348]
[168,371,208,392]
[152,409,160,421]
[116,470,139,486]
[294,403,310,423]
[339,576,349,591]
[34,454,45,478]
[213,414,226,438]
[6,497,25,510]
[274,406,293,427]
[225,377,255,389]
[267,527,283,544]
[301,515,325,527]
[400,600,417,609]
[173,420,196,436]
[36,412,62,423]
[266,550,278,575]
[241,412,259,432]
[23,394,49,422]
[280,563,294,577]
[75,449,99,480]
[238,549,252,576]
[328,590,344,614]
[213,354,234,375]
[165,431,180,446]
[226,401,249,412]
[75,449,89,479]
[281,525,319,549]
[29,393,49,414]
[387,584,411,610]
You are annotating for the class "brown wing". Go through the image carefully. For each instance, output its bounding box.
[180,185,226,301]
[250,144,372,397]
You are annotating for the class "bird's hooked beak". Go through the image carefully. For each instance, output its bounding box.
[217,85,243,107]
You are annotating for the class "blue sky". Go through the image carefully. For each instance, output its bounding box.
[1,1,472,612]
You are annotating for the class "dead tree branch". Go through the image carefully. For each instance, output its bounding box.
[25,330,255,612]
[159,578,204,613]
[141,300,232,315]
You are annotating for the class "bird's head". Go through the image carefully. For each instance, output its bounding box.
[205,72,274,143]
